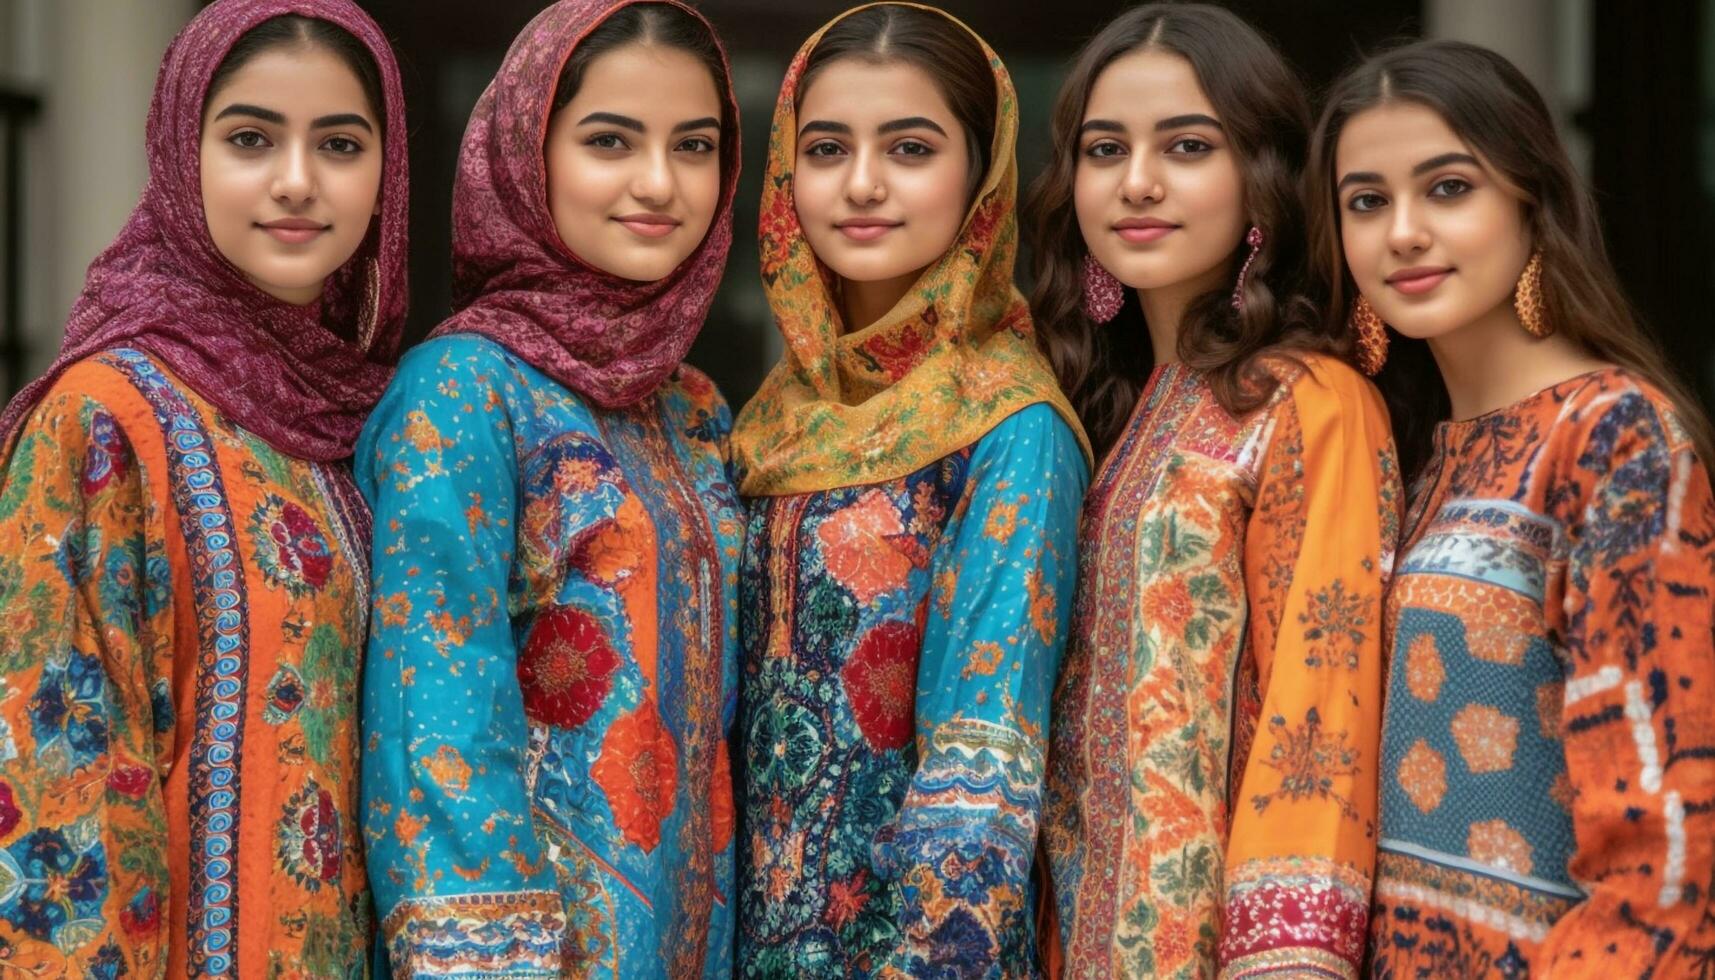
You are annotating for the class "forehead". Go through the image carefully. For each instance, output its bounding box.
[797,58,955,123]
[1336,101,1469,177]
[204,45,370,117]
[1085,49,1213,123]
[566,41,721,114]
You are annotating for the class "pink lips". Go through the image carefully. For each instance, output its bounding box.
[614,213,680,239]
[1112,216,1179,244]
[257,217,328,245]
[1386,266,1454,295]
[835,218,901,242]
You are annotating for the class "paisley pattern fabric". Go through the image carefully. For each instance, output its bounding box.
[737,403,1088,977]
[729,2,1088,496]
[0,352,372,978]
[1369,368,1715,978]
[360,335,743,978]
[1043,356,1400,979]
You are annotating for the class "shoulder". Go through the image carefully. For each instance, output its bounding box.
[1549,368,1698,478]
[14,352,173,448]
[968,402,1090,491]
[1262,351,1389,422]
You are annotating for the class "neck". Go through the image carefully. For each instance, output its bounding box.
[838,270,920,333]
[1427,300,1606,419]
[1136,263,1229,366]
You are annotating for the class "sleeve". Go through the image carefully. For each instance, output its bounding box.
[1220,362,1401,979]
[874,404,1089,979]
[0,383,176,977]
[357,347,564,977]
[1535,392,1715,976]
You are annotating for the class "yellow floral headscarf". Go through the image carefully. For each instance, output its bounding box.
[730,2,1091,496]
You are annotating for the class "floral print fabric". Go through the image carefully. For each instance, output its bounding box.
[1369,368,1715,977]
[736,403,1088,978]
[0,351,373,978]
[1043,356,1400,979]
[359,335,742,977]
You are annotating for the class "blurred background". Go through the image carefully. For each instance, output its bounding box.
[0,0,1706,413]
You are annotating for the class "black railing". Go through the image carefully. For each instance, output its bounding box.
[0,87,41,400]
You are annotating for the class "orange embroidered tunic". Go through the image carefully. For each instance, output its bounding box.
[1369,368,1715,977]
[1042,354,1401,979]
[0,351,373,978]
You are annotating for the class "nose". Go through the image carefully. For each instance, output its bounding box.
[630,146,675,208]
[844,146,885,206]
[270,139,316,207]
[1119,153,1163,206]
[1385,198,1432,256]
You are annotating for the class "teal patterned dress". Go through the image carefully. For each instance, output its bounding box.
[358,335,743,978]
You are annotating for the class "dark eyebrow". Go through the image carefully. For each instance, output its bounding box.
[1337,170,1383,191]
[576,111,644,133]
[311,112,373,134]
[671,116,720,135]
[213,103,284,125]
[798,119,852,138]
[877,116,948,137]
[1412,151,1480,176]
[1155,113,1223,132]
[1079,118,1124,135]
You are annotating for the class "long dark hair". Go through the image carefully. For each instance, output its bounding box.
[1305,39,1715,480]
[798,4,996,197]
[206,15,384,130]
[552,1,732,148]
[1024,3,1328,458]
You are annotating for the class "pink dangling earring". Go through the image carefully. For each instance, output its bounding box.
[1082,252,1125,324]
[1230,225,1263,311]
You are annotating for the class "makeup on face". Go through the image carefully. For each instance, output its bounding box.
[792,57,972,324]
[199,45,382,306]
[1073,51,1246,297]
[1334,101,1533,342]
[544,43,723,282]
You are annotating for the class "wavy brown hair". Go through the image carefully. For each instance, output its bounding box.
[1024,3,1338,458]
[1305,39,1715,481]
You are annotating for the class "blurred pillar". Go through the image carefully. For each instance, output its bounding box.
[7,0,197,383]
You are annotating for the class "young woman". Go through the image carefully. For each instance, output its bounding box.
[1308,39,1715,976]
[729,4,1091,976]
[0,0,407,974]
[1029,6,1400,978]
[357,1,741,975]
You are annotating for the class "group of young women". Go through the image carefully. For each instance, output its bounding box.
[0,0,1708,976]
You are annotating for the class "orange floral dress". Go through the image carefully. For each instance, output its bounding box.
[1042,354,1401,979]
[1369,368,1715,977]
[0,350,373,978]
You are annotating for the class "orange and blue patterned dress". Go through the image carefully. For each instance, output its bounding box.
[359,335,743,977]
[0,351,374,977]
[736,403,1088,977]
[1369,367,1715,977]
[1043,354,1401,979]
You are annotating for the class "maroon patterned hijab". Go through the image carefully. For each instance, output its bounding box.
[0,0,409,462]
[431,0,740,408]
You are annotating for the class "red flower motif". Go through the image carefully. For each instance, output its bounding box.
[518,606,621,728]
[0,781,19,838]
[106,763,153,799]
[711,740,734,852]
[841,620,921,751]
[270,501,332,589]
[294,785,341,884]
[119,888,160,937]
[593,701,679,853]
[859,320,936,382]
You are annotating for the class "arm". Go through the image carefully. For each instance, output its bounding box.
[877,404,1089,979]
[0,383,175,976]
[1535,392,1715,975]
[1220,362,1400,979]
[357,348,563,977]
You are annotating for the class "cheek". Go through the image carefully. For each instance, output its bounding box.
[1341,218,1385,283]
[1072,164,1109,233]
[1176,163,1245,233]
[792,164,838,228]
